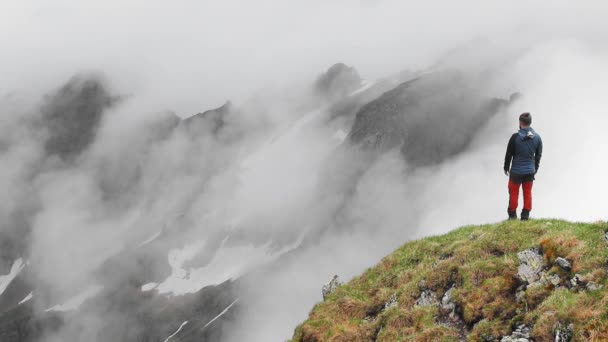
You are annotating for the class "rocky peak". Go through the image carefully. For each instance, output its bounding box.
[181,101,232,135]
[41,75,118,160]
[314,63,362,101]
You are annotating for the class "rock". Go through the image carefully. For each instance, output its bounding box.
[322,275,342,300]
[529,272,561,288]
[586,281,602,291]
[515,285,526,303]
[546,273,561,287]
[568,274,603,291]
[501,324,531,342]
[569,274,584,289]
[415,289,438,307]
[554,322,574,342]
[517,248,545,284]
[441,287,456,312]
[42,75,118,160]
[384,293,398,310]
[555,257,572,272]
[604,231,608,245]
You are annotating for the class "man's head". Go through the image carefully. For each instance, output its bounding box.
[519,112,532,128]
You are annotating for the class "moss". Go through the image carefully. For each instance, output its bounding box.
[291,220,608,342]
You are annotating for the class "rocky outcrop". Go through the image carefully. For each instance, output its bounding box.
[322,275,342,300]
[569,273,603,292]
[383,293,398,310]
[554,322,574,342]
[441,287,456,314]
[500,324,531,342]
[415,289,438,307]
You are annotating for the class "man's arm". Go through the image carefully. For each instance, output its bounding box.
[504,134,516,173]
[535,136,543,173]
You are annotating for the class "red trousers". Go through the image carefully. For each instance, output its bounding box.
[508,179,533,212]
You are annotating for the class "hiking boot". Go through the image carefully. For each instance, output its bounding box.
[521,210,530,221]
[508,210,517,220]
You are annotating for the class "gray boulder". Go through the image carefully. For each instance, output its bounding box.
[517,248,545,284]
[570,274,584,289]
[441,287,456,313]
[415,289,438,307]
[586,281,602,291]
[527,271,561,289]
[501,324,531,342]
[322,275,342,300]
[555,257,572,272]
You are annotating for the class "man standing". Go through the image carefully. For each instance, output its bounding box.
[504,113,543,220]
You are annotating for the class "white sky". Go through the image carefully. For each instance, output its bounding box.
[2,0,607,114]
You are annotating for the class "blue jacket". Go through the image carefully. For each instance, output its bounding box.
[504,127,543,175]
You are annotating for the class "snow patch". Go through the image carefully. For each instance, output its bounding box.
[45,285,103,312]
[202,298,239,330]
[349,80,376,96]
[164,321,188,342]
[0,258,25,296]
[18,292,33,305]
[138,230,162,247]
[157,237,301,296]
[141,282,158,292]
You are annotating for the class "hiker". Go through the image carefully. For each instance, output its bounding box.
[503,112,543,220]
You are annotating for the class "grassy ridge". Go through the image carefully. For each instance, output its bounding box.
[291,220,608,341]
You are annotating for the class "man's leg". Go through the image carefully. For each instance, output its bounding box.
[508,179,520,219]
[521,181,533,220]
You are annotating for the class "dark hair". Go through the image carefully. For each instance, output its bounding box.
[519,112,532,126]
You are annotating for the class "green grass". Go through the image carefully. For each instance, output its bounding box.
[291,220,608,342]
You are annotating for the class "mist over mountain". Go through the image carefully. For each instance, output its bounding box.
[1,1,608,341]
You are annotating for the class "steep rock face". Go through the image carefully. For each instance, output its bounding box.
[0,280,239,342]
[180,101,232,137]
[315,63,362,101]
[41,75,118,160]
[348,71,514,166]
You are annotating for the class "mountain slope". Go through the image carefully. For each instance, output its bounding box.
[292,220,608,341]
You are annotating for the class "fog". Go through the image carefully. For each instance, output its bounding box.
[1,1,608,341]
[3,0,606,113]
